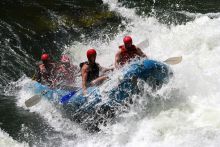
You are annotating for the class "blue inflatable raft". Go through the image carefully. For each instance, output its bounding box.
[31,59,172,109]
[30,59,172,131]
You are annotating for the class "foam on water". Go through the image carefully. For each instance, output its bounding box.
[7,0,220,146]
[0,128,28,147]
[13,78,92,146]
[70,1,220,147]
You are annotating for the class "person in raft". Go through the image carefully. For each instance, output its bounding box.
[80,49,114,95]
[115,36,147,69]
[36,53,57,87]
[55,54,79,90]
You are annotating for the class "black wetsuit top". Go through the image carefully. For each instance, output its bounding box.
[80,62,99,83]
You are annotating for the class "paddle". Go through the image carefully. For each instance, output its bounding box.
[136,37,182,65]
[25,88,78,107]
[60,90,78,104]
[24,80,63,107]
[137,38,149,48]
[25,90,48,107]
[163,56,182,65]
[60,86,99,104]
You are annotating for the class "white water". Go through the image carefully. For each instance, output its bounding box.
[0,128,28,147]
[68,0,220,146]
[3,0,220,146]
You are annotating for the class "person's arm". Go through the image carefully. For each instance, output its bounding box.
[81,64,89,95]
[114,50,121,69]
[136,47,147,58]
[36,67,41,82]
[35,61,42,82]
[99,65,114,73]
[90,76,108,86]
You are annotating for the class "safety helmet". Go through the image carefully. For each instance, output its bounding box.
[87,48,97,59]
[123,36,132,44]
[41,53,49,61]
[60,55,70,63]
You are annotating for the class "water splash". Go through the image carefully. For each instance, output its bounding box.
[0,128,28,147]
[4,0,220,146]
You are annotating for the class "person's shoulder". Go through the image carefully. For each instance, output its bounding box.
[80,62,88,68]
[81,64,89,73]
[119,45,124,49]
[81,63,89,70]
[117,47,122,51]
[119,45,126,51]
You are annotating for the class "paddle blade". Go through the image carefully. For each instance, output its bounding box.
[164,56,182,65]
[60,91,76,104]
[137,38,149,48]
[25,95,42,107]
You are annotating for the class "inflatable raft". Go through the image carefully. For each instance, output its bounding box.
[29,59,173,131]
[31,59,172,110]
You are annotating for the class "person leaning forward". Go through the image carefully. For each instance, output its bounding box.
[115,36,147,69]
[36,53,57,87]
[55,54,79,90]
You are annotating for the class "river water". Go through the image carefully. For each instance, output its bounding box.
[1,0,220,146]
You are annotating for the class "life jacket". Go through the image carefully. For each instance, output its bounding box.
[80,62,99,83]
[119,45,139,66]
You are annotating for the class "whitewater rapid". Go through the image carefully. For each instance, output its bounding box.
[2,0,220,146]
[0,128,27,147]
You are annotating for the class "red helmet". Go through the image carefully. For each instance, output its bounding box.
[60,55,70,63]
[41,53,49,61]
[87,48,96,59]
[123,36,132,44]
